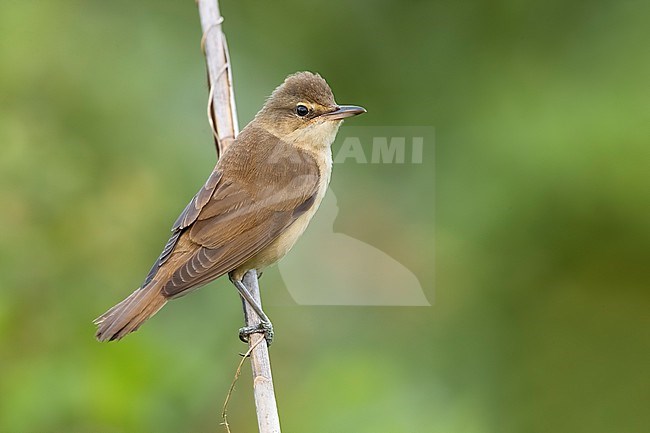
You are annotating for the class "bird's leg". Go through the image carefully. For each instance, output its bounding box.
[230,276,270,322]
[229,274,274,346]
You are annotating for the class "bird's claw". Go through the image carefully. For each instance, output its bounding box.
[238,321,274,346]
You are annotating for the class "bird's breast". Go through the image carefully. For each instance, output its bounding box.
[236,149,332,276]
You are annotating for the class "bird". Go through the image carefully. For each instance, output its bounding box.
[94,71,366,343]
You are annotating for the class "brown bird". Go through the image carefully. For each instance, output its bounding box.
[94,72,365,342]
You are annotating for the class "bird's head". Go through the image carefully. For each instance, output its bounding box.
[254,72,366,148]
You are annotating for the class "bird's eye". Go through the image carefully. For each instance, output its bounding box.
[296,104,309,117]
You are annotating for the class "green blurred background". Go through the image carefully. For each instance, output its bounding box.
[1,0,648,432]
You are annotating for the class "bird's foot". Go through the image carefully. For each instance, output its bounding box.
[239,321,274,346]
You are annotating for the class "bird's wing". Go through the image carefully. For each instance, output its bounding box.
[144,127,321,299]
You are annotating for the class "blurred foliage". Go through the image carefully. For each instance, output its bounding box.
[1,0,648,432]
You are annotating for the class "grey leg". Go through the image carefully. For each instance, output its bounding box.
[229,274,274,345]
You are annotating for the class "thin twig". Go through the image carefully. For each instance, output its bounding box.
[221,338,264,433]
[242,270,281,432]
[196,1,282,432]
[197,0,238,157]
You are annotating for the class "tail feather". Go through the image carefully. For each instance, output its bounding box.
[94,283,167,341]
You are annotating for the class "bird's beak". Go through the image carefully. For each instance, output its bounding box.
[321,105,367,121]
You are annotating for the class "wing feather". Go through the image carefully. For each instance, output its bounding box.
[146,126,322,299]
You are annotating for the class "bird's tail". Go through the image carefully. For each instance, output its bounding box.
[94,282,167,342]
